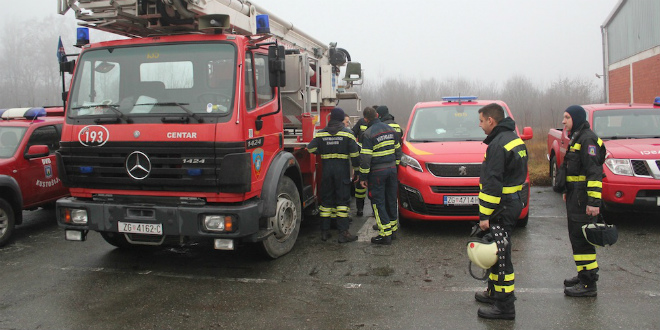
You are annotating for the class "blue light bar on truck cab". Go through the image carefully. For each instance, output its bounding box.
[256,15,270,34]
[442,96,478,102]
[0,107,47,120]
[75,27,90,47]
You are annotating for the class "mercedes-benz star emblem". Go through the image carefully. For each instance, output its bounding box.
[458,165,467,176]
[126,151,151,180]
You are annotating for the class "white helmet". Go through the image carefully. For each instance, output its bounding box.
[466,236,498,270]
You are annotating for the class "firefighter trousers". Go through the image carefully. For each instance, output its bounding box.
[368,166,398,236]
[319,162,352,232]
[566,183,599,283]
[487,194,522,300]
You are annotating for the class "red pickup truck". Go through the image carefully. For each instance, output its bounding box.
[547,99,660,213]
[398,96,534,226]
[0,107,69,246]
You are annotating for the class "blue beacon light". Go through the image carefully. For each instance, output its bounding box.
[256,15,270,34]
[75,27,90,47]
[654,97,660,107]
[442,96,478,102]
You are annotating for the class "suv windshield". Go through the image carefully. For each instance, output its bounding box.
[68,42,236,121]
[592,108,660,139]
[0,126,26,158]
[407,105,502,142]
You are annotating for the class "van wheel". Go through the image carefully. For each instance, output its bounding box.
[0,198,16,247]
[261,176,301,259]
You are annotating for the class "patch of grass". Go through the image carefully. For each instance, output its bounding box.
[526,135,552,186]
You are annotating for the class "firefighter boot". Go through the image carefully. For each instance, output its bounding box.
[356,199,364,217]
[338,230,358,243]
[475,282,495,303]
[371,235,392,245]
[564,275,580,287]
[321,230,331,241]
[564,270,598,297]
[477,293,515,320]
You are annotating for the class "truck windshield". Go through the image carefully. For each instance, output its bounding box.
[592,108,660,139]
[68,43,236,121]
[0,127,26,158]
[407,105,503,142]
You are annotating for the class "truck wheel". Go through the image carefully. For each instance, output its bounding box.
[100,231,133,249]
[0,198,16,247]
[261,176,301,259]
[550,155,558,190]
[516,214,529,228]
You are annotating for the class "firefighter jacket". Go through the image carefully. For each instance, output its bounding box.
[352,117,368,147]
[565,122,605,207]
[358,118,402,182]
[479,117,528,221]
[380,113,403,144]
[307,121,360,170]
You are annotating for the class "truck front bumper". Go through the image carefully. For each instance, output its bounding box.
[602,181,660,212]
[56,197,265,243]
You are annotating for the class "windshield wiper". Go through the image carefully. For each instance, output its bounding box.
[137,102,204,123]
[71,104,131,123]
[408,139,436,143]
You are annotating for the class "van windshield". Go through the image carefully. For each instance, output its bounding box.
[68,43,236,121]
[407,105,500,142]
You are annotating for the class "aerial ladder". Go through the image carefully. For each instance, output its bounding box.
[57,0,363,129]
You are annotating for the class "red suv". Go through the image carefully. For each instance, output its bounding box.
[398,97,533,226]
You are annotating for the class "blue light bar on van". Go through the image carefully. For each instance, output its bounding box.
[256,15,270,34]
[654,96,660,107]
[0,107,47,120]
[442,96,478,102]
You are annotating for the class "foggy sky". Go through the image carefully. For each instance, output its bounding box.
[8,0,619,87]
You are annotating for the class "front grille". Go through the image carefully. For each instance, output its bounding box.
[424,203,478,216]
[431,186,479,194]
[427,163,481,177]
[58,141,247,192]
[631,160,650,176]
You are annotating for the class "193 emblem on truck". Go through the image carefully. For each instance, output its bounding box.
[78,125,110,147]
[126,151,151,180]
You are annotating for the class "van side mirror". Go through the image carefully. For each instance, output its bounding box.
[268,45,286,87]
[520,127,534,141]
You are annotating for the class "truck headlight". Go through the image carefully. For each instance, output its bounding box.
[203,215,234,232]
[401,154,423,172]
[605,158,633,176]
[63,208,88,224]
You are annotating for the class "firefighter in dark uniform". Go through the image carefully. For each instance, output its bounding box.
[372,106,403,233]
[474,103,528,320]
[358,107,402,245]
[307,107,360,243]
[560,105,605,297]
[351,106,377,217]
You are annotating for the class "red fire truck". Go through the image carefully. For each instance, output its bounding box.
[55,0,362,258]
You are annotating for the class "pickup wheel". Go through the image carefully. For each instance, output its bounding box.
[261,176,301,259]
[550,155,558,191]
[0,198,16,247]
[516,214,529,228]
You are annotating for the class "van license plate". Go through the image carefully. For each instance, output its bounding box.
[444,196,478,205]
[118,222,162,235]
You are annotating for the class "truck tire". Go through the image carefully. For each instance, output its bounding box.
[516,214,529,228]
[550,155,558,190]
[0,198,16,247]
[261,176,301,259]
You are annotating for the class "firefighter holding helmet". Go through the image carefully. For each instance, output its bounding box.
[474,103,528,320]
[559,105,606,297]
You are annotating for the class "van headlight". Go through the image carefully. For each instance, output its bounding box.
[401,154,423,172]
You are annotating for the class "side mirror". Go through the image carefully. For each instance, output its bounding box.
[60,60,75,74]
[25,145,50,159]
[268,45,286,87]
[255,119,264,131]
[520,127,534,141]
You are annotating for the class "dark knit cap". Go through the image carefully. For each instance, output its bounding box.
[565,105,586,131]
[376,105,389,117]
[330,107,345,122]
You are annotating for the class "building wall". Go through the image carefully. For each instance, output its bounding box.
[632,53,660,103]
[608,65,631,103]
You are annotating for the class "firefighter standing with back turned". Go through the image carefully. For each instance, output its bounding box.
[358,107,402,245]
[307,107,360,243]
[372,106,403,233]
[474,103,528,320]
[560,105,605,297]
[351,106,376,217]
